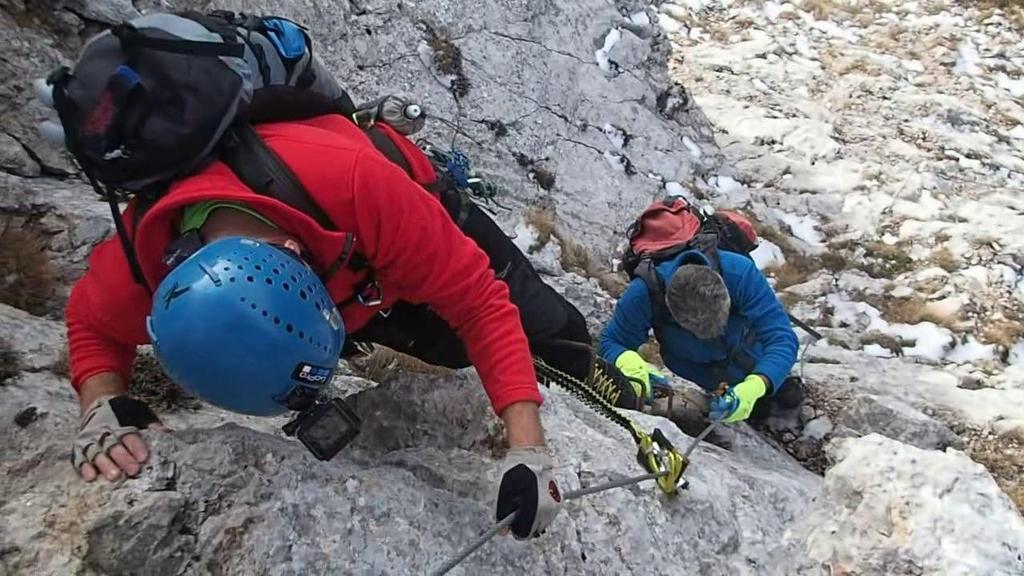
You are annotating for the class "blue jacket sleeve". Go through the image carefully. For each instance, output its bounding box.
[598,278,654,362]
[731,259,798,393]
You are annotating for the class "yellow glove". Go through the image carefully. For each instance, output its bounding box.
[712,374,767,423]
[614,350,666,403]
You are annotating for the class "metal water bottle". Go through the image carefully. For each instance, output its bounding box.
[353,94,425,135]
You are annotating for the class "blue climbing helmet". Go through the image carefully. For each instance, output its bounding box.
[147,237,344,416]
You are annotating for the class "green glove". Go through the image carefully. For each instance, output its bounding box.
[720,374,768,423]
[614,350,665,403]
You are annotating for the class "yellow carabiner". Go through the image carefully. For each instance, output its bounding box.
[634,428,688,494]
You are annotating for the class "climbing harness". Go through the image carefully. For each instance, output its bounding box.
[429,418,722,576]
[533,356,687,495]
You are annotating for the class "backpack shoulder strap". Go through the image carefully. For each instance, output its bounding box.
[689,232,723,275]
[635,259,668,335]
[220,123,358,279]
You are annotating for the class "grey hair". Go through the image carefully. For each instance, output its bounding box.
[665,265,731,339]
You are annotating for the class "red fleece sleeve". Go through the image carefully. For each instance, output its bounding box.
[350,151,541,414]
[67,237,152,391]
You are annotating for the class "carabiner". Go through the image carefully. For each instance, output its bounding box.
[635,428,688,495]
[356,280,384,307]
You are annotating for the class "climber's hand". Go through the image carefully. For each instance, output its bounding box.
[494,447,563,539]
[710,375,767,423]
[74,393,165,482]
[615,350,666,404]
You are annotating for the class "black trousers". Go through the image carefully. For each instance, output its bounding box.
[346,189,593,382]
[749,376,805,421]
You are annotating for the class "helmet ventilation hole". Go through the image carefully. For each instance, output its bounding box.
[265,278,274,286]
[286,324,293,333]
[282,283,290,291]
[273,268,280,275]
[299,290,307,300]
[255,264,262,271]
[246,276,254,283]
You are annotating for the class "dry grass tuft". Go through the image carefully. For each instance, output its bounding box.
[757,222,844,290]
[861,293,960,329]
[802,0,842,19]
[531,167,557,191]
[931,246,959,273]
[522,208,627,296]
[861,241,915,279]
[0,218,57,317]
[556,232,629,297]
[130,353,202,412]
[0,338,20,386]
[974,1,1024,30]
[981,316,1024,349]
[424,24,470,99]
[349,346,454,384]
[969,432,1024,513]
[51,345,70,379]
[523,208,557,252]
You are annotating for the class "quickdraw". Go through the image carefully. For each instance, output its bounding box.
[420,143,512,212]
[533,356,688,494]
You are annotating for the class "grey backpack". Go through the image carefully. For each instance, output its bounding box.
[46,10,351,193]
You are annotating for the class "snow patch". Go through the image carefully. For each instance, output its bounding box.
[602,123,627,150]
[657,13,685,34]
[953,39,981,76]
[751,239,785,270]
[664,181,687,197]
[1010,342,1024,368]
[946,337,997,365]
[682,136,702,158]
[512,221,540,254]
[885,322,954,362]
[595,28,622,72]
[629,11,650,27]
[997,73,1024,98]
[776,210,824,247]
[864,344,895,358]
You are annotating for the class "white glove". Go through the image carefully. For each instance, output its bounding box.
[494,447,562,539]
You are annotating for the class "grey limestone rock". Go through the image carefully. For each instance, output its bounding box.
[775,434,1024,576]
[838,393,959,450]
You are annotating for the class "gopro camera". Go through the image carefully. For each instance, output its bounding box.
[282,398,362,461]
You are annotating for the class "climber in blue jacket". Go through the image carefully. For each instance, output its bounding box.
[599,249,802,424]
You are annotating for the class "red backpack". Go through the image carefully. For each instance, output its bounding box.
[623,196,758,277]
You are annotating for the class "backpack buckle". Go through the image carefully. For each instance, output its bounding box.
[356,280,383,307]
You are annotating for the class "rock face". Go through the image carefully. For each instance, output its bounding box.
[778,434,1024,576]
[1,0,723,272]
[0,315,821,575]
[838,393,959,450]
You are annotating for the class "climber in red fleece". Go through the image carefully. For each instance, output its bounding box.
[67,115,585,539]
